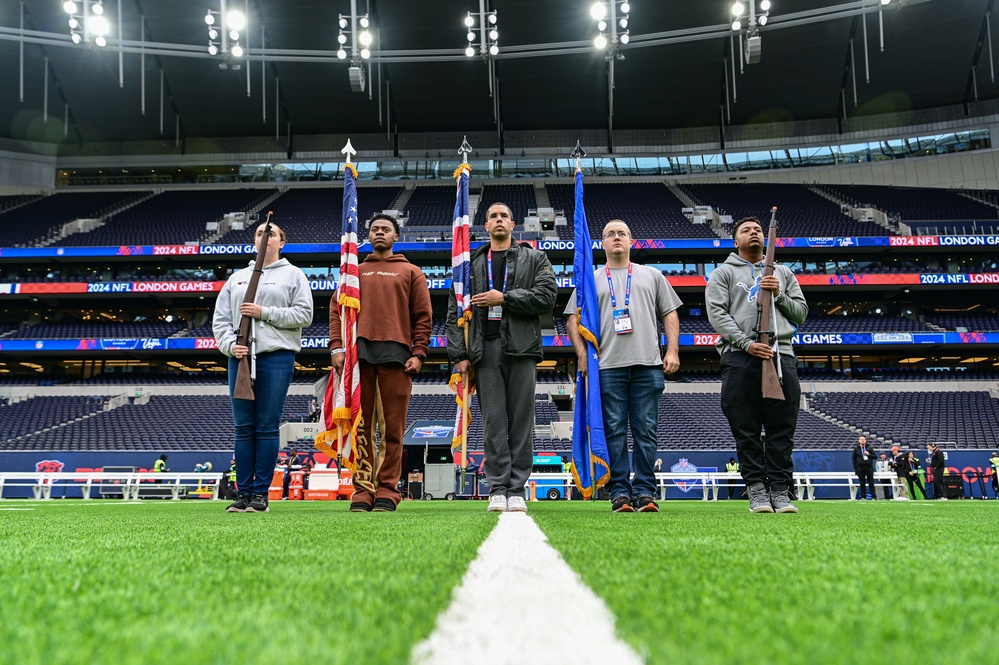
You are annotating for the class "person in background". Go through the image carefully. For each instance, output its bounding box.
[875,452,893,500]
[904,451,927,500]
[153,454,168,483]
[726,457,741,499]
[852,435,877,500]
[926,442,947,500]
[890,445,909,500]
[989,451,999,499]
[213,221,314,514]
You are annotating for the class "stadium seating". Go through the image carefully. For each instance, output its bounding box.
[0,191,149,246]
[827,185,998,222]
[545,183,701,240]
[57,189,278,246]
[680,183,885,236]
[473,184,537,226]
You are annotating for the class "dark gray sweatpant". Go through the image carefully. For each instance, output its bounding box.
[475,339,537,498]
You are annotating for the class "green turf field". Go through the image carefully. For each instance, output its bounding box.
[0,500,994,664]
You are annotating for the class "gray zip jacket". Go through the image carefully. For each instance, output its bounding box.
[705,252,807,357]
[213,258,314,357]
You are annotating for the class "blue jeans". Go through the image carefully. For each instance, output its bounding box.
[600,365,664,500]
[228,350,295,496]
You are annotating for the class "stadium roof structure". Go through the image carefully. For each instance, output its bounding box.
[0,0,996,152]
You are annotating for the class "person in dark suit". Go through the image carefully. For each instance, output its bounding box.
[851,435,877,500]
[926,443,947,500]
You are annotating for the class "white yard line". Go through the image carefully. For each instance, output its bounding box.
[411,512,644,665]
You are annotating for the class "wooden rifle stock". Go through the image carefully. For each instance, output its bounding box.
[758,206,785,401]
[233,211,274,400]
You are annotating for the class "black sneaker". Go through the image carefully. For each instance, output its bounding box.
[611,496,634,513]
[372,498,397,512]
[635,495,660,512]
[226,495,250,513]
[349,501,372,512]
[246,494,269,513]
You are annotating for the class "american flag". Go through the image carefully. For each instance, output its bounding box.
[315,163,361,469]
[449,164,474,466]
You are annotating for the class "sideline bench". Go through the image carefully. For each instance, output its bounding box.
[795,471,901,500]
[0,472,223,500]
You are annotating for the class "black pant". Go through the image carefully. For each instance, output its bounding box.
[720,351,801,492]
[907,474,926,499]
[930,469,946,499]
[855,467,876,499]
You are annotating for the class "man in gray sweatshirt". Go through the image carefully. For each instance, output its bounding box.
[706,216,807,514]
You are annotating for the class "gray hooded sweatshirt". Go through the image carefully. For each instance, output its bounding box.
[213,258,314,357]
[705,252,807,357]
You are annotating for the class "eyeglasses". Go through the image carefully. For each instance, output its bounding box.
[602,231,631,239]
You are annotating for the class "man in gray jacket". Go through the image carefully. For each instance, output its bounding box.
[447,202,557,513]
[706,216,807,514]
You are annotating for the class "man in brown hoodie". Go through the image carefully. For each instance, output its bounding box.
[330,214,433,512]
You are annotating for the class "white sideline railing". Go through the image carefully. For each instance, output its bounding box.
[0,472,224,500]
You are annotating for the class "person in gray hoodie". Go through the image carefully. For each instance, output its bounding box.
[706,216,807,514]
[213,222,314,513]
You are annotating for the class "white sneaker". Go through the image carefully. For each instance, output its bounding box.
[487,495,508,512]
[507,495,528,512]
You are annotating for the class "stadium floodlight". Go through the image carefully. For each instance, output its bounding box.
[591,3,607,21]
[759,14,767,25]
[226,10,246,31]
[619,18,628,29]
[732,2,745,17]
[231,44,243,57]
[621,2,630,13]
[88,15,109,36]
[68,18,79,29]
[360,48,370,59]
[339,17,348,29]
[205,11,215,25]
[337,48,347,59]
[338,32,347,45]
[94,35,106,47]
[63,1,77,14]
[71,32,81,43]
[731,19,741,31]
[359,16,369,28]
[208,43,218,55]
[229,29,239,41]
[91,2,103,15]
[760,0,771,10]
[208,28,218,40]
[880,0,890,4]
[463,7,499,57]
[594,34,608,49]
[359,30,372,46]
[620,31,630,44]
[598,20,607,32]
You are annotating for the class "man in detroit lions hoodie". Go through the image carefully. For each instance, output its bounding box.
[706,216,807,514]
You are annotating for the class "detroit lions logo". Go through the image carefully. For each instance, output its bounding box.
[736,276,762,303]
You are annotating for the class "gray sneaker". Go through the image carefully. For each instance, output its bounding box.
[748,482,774,513]
[770,488,799,514]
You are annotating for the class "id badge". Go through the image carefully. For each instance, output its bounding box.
[488,305,503,321]
[613,308,633,334]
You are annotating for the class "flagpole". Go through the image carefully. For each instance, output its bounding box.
[457,136,473,494]
[571,141,596,501]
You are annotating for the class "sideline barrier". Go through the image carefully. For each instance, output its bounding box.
[0,472,223,500]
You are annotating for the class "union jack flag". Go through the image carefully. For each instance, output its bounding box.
[451,165,472,326]
[449,164,474,465]
[316,163,361,469]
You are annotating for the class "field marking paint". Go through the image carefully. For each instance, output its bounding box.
[0,507,35,511]
[411,512,643,665]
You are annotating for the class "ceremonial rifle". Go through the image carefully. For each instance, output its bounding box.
[757,206,785,401]
[233,211,274,400]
